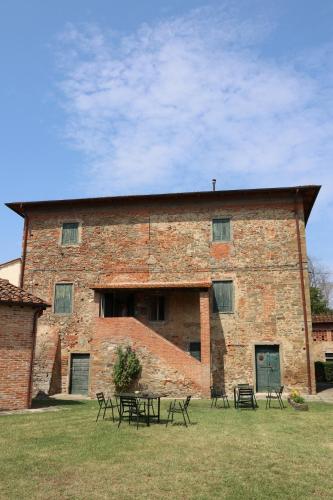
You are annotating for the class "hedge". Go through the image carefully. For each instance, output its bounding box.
[315,361,333,383]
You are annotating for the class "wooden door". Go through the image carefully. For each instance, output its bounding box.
[70,354,90,395]
[255,345,281,391]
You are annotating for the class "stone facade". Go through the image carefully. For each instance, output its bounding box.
[8,187,318,397]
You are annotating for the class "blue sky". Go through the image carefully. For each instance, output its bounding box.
[0,0,332,280]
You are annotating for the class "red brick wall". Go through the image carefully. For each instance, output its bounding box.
[0,304,35,410]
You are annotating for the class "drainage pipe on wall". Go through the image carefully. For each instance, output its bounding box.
[294,188,312,394]
[20,211,29,289]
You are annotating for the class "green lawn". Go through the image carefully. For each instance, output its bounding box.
[0,399,332,499]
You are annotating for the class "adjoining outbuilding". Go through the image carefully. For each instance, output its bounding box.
[0,278,49,411]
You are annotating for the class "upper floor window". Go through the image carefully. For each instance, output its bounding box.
[61,222,79,245]
[101,292,135,317]
[325,352,333,362]
[149,295,165,321]
[212,218,231,242]
[54,283,73,314]
[213,281,233,313]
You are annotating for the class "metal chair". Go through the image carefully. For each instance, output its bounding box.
[266,386,285,409]
[166,396,192,427]
[118,395,147,429]
[210,386,230,408]
[236,386,256,410]
[95,392,119,422]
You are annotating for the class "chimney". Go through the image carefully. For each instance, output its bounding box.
[212,179,216,191]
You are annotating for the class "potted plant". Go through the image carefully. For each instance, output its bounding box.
[288,389,309,411]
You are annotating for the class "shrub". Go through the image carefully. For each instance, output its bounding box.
[324,362,333,383]
[315,361,326,382]
[315,361,333,383]
[112,346,141,391]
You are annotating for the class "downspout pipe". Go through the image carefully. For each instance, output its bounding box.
[20,211,29,288]
[27,307,43,408]
[294,188,312,394]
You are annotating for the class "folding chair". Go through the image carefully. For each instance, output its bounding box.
[266,386,285,409]
[118,396,147,429]
[96,392,119,422]
[166,396,192,427]
[210,386,230,408]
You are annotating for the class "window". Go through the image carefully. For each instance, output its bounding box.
[101,292,135,317]
[212,218,230,242]
[213,281,233,313]
[325,352,333,362]
[54,283,73,314]
[189,342,201,361]
[61,222,79,245]
[149,296,165,321]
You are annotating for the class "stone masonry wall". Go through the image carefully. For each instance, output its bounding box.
[21,194,314,396]
[0,304,35,410]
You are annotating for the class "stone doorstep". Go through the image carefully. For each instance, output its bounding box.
[51,393,91,401]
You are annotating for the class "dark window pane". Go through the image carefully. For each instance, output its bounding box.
[213,281,233,313]
[150,296,165,321]
[212,219,230,241]
[102,292,134,317]
[189,342,201,361]
[62,223,79,245]
[54,284,73,314]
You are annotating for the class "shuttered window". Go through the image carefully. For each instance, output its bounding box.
[212,218,230,241]
[213,281,233,313]
[54,283,73,314]
[61,223,79,245]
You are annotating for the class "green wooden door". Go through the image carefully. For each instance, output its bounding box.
[70,354,90,395]
[255,345,281,391]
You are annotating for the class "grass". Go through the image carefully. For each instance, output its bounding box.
[0,399,332,499]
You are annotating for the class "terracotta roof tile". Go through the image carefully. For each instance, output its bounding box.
[0,279,49,308]
[312,314,333,323]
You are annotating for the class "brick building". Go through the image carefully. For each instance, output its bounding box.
[6,185,320,397]
[0,278,48,410]
[312,314,333,364]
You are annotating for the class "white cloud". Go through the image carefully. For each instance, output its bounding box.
[56,7,333,206]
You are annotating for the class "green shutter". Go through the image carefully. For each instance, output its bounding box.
[212,219,230,241]
[54,284,73,314]
[213,281,233,312]
[62,223,79,245]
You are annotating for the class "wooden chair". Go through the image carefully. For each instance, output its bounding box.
[166,396,192,427]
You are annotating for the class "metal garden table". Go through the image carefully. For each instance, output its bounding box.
[116,392,161,426]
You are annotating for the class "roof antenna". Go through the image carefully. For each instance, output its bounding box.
[212,179,216,191]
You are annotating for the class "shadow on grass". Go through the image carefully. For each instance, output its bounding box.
[31,398,86,409]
